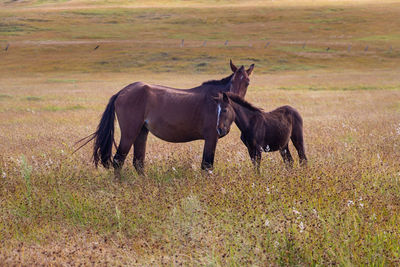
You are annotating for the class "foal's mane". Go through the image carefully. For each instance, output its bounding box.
[226,92,263,113]
[202,73,234,86]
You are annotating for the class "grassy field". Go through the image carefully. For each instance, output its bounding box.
[1,0,400,265]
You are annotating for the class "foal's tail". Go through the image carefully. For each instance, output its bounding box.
[91,92,121,168]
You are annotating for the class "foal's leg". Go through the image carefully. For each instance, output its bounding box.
[241,134,261,171]
[254,150,262,173]
[201,135,218,171]
[279,144,294,167]
[246,145,261,172]
[133,126,149,175]
[290,126,308,166]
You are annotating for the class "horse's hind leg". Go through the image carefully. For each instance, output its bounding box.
[280,144,294,167]
[113,123,143,180]
[113,135,133,180]
[133,126,149,175]
[290,123,307,166]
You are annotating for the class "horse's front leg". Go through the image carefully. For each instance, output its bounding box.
[201,135,218,171]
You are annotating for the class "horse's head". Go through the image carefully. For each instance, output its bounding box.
[213,92,235,137]
[229,59,254,98]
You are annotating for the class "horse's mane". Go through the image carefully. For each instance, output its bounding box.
[202,73,234,86]
[226,92,263,113]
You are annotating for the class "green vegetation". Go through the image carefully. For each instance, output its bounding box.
[1,0,400,265]
[1,1,400,75]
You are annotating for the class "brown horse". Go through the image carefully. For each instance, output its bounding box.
[77,61,254,177]
[214,92,307,171]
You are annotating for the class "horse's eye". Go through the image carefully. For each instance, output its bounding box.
[222,109,227,113]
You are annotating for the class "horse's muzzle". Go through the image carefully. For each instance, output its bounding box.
[217,127,228,137]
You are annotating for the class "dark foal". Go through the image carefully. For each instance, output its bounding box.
[76,61,255,178]
[214,92,307,171]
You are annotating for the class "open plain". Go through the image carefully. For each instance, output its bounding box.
[1,0,400,265]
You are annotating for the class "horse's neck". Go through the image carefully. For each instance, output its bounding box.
[191,83,230,93]
[232,102,257,133]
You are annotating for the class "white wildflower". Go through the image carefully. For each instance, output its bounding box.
[299,221,305,233]
[266,187,270,194]
[252,183,255,188]
[274,241,280,248]
[312,208,317,215]
[2,172,6,179]
[312,208,320,219]
[264,219,270,227]
[396,123,400,135]
[172,167,177,172]
[293,208,301,216]
[359,197,364,208]
[347,200,354,207]
[208,170,213,175]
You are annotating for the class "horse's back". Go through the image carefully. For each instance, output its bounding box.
[115,81,211,142]
[117,82,150,101]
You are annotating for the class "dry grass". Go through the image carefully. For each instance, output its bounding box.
[1,72,399,265]
[1,0,400,265]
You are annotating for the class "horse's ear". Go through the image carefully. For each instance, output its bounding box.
[230,59,238,72]
[222,92,230,103]
[246,64,255,75]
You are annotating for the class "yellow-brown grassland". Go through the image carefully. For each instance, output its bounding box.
[1,0,400,265]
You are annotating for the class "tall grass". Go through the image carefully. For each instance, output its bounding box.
[1,77,399,264]
[1,0,400,265]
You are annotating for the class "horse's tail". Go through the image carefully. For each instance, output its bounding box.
[92,92,121,168]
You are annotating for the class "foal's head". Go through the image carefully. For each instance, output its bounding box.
[213,92,236,137]
[229,60,254,98]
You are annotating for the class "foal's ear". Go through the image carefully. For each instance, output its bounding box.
[246,64,255,75]
[230,59,238,72]
[222,92,230,103]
